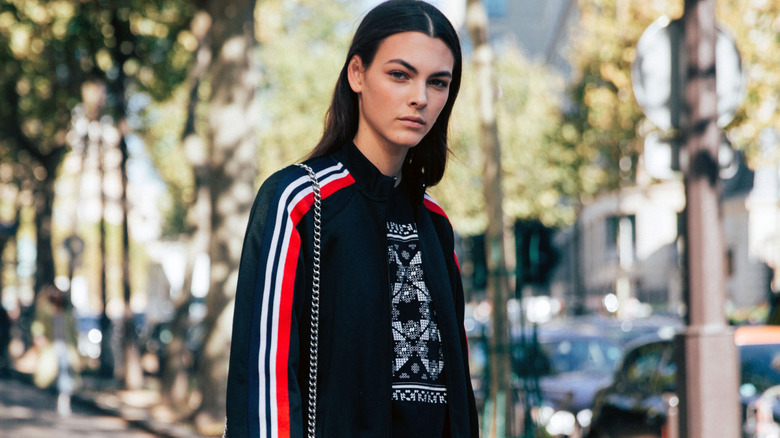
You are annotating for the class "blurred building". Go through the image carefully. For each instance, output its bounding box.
[552,180,685,316]
[549,149,777,319]
[481,0,576,79]
[480,0,777,320]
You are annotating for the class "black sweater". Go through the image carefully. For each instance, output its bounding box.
[225,142,478,437]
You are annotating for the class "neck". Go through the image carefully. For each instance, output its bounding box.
[353,138,406,181]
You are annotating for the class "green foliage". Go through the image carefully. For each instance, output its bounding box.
[434,47,573,234]
[139,0,358,235]
[254,0,357,183]
[560,1,681,201]
[0,0,198,308]
[717,0,780,163]
[565,0,780,198]
[0,0,197,242]
[0,0,195,155]
[136,85,198,236]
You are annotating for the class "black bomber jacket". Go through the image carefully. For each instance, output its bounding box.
[225,142,479,437]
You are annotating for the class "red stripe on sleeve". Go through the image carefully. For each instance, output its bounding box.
[424,197,460,272]
[275,227,299,437]
[423,197,448,219]
[273,171,354,437]
[322,173,354,198]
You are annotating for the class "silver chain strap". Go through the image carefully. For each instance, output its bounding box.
[296,163,322,438]
[223,165,322,438]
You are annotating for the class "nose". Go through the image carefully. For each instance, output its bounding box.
[408,81,428,108]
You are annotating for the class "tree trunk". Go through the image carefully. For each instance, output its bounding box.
[25,149,66,355]
[160,8,214,414]
[3,79,66,352]
[117,134,144,390]
[106,5,145,391]
[32,153,61,297]
[97,128,115,378]
[0,207,20,375]
[195,0,259,432]
[466,0,513,436]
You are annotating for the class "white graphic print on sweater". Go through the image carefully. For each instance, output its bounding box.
[387,220,447,404]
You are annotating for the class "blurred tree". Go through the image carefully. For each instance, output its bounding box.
[716,0,780,162]
[0,0,194,292]
[149,10,211,419]
[464,1,513,436]
[0,0,195,384]
[558,1,681,203]
[253,0,355,180]
[141,0,355,425]
[561,0,780,198]
[435,48,573,234]
[184,0,259,431]
[0,0,67,308]
[0,204,19,377]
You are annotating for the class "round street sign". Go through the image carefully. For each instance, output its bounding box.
[643,131,680,180]
[632,16,746,131]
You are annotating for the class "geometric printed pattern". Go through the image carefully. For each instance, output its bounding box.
[387,220,447,404]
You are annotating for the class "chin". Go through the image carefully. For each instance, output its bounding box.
[391,134,426,149]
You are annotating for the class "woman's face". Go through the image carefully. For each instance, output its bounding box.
[348,31,455,161]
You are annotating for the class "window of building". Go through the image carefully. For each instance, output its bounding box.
[726,248,734,278]
[605,214,636,262]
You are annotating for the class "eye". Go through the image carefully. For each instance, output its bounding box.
[429,78,450,89]
[389,71,409,80]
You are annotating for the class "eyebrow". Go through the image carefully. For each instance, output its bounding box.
[387,58,453,78]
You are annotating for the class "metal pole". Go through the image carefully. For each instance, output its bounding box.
[676,0,740,436]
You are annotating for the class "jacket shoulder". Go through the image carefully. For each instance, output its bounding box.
[423,194,452,224]
[251,157,354,218]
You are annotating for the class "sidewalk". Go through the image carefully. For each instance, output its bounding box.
[1,376,155,438]
[8,370,213,438]
[75,374,215,438]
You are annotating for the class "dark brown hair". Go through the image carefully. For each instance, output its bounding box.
[309,0,462,187]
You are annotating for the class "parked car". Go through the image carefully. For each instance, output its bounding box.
[513,324,624,437]
[567,314,682,347]
[586,325,780,438]
[464,313,683,437]
[743,384,780,438]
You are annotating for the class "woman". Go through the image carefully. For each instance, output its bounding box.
[225,1,478,436]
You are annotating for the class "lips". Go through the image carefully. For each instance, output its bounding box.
[399,116,425,127]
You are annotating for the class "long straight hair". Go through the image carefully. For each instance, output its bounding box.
[309,0,462,187]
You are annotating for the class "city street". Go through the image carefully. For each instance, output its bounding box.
[0,377,157,438]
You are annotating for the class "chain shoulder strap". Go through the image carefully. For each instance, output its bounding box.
[223,165,322,438]
[295,163,322,438]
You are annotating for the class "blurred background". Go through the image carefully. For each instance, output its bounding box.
[0,0,779,436]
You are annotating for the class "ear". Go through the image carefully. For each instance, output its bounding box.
[347,55,364,94]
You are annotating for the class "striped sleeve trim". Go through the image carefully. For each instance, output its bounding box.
[423,194,448,220]
[250,163,353,438]
[423,194,460,271]
[423,195,470,356]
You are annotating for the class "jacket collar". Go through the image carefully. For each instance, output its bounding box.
[333,141,426,203]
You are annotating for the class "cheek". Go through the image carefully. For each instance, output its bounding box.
[365,82,395,106]
[431,94,450,118]
[361,83,397,121]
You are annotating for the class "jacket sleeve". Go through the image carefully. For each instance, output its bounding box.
[226,169,308,438]
[446,228,481,437]
[423,194,481,437]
